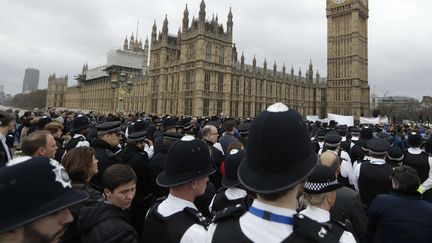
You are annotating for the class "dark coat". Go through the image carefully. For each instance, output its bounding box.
[90,138,121,190]
[203,139,224,190]
[60,181,104,243]
[219,132,238,155]
[147,143,170,200]
[330,186,368,240]
[0,139,11,168]
[78,202,138,243]
[54,137,65,162]
[364,191,432,243]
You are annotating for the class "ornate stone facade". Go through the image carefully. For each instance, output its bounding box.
[326,0,370,117]
[54,0,369,118]
[46,74,68,108]
[145,1,327,117]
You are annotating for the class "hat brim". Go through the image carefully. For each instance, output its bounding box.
[163,124,183,132]
[303,182,344,194]
[221,177,240,188]
[71,124,91,132]
[156,167,216,187]
[0,189,88,234]
[128,131,147,142]
[238,153,318,194]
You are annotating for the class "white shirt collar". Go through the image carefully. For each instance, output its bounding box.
[0,133,6,142]
[165,193,198,210]
[301,205,330,223]
[369,158,386,165]
[225,187,247,200]
[408,147,422,155]
[73,134,86,139]
[252,200,297,217]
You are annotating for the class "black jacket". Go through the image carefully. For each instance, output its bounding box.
[203,139,224,190]
[364,191,432,243]
[78,202,138,243]
[147,143,170,200]
[330,186,368,240]
[55,137,65,162]
[90,138,121,190]
[0,138,11,168]
[60,181,104,243]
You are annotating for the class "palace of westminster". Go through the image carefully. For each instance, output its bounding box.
[46,0,370,118]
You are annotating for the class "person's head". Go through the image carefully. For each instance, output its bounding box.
[162,116,179,132]
[62,147,98,182]
[367,138,390,159]
[224,119,236,133]
[44,122,63,139]
[96,121,123,147]
[71,115,91,136]
[238,103,317,206]
[323,132,342,152]
[0,111,15,134]
[303,165,343,211]
[157,136,215,201]
[391,165,421,192]
[0,157,88,243]
[37,116,52,130]
[407,132,422,148]
[319,151,340,177]
[226,141,245,154]
[102,164,137,209]
[222,149,247,188]
[21,130,58,158]
[202,125,218,144]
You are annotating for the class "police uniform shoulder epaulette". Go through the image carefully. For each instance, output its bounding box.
[327,219,352,234]
[183,207,210,228]
[212,204,247,223]
[289,214,341,243]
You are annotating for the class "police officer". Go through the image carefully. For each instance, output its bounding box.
[142,135,215,242]
[403,132,432,189]
[0,157,88,242]
[209,149,250,215]
[65,115,91,151]
[301,165,356,243]
[353,138,393,207]
[89,121,123,190]
[119,123,154,232]
[207,103,344,243]
[321,132,354,189]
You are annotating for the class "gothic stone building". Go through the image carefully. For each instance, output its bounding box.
[56,0,369,118]
[326,0,370,116]
[46,74,68,108]
[145,1,327,117]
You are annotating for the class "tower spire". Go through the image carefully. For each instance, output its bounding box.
[151,20,157,44]
[182,4,189,33]
[136,20,139,40]
[199,0,206,24]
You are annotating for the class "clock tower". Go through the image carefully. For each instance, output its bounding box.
[326,0,370,117]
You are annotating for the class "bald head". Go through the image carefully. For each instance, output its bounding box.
[319,151,340,176]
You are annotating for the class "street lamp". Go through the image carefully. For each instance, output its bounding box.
[111,72,133,112]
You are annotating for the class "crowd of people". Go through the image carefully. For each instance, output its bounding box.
[1,104,432,243]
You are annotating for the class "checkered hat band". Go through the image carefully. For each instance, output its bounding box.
[305,180,339,192]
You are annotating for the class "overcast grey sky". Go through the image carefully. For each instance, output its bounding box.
[0,0,431,99]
